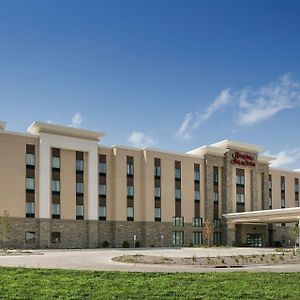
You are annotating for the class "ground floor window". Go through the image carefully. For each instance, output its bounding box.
[213,232,221,245]
[51,232,61,244]
[173,231,184,245]
[25,231,36,244]
[192,232,202,245]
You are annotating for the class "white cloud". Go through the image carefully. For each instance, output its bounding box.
[176,73,300,140]
[128,131,155,148]
[236,74,299,126]
[264,148,300,168]
[71,112,82,128]
[176,89,231,140]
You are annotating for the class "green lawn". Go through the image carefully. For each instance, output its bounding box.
[0,268,299,299]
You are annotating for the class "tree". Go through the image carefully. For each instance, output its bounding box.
[0,210,11,250]
[289,224,299,252]
[202,219,214,247]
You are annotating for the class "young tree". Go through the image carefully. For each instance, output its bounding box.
[0,210,11,250]
[202,219,214,247]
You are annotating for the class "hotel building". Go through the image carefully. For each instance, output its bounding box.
[0,121,299,249]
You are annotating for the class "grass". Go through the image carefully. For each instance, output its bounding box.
[0,267,300,299]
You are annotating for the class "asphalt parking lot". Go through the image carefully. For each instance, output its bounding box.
[0,247,299,273]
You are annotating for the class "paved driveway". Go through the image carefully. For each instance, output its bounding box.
[0,247,299,273]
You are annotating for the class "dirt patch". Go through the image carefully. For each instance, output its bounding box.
[112,251,300,268]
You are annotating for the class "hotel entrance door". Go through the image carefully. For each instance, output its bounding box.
[246,233,262,247]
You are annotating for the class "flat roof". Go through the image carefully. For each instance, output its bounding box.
[27,121,106,141]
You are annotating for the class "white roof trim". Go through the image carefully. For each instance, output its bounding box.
[27,121,106,141]
[210,139,263,153]
[187,146,229,157]
[258,155,276,164]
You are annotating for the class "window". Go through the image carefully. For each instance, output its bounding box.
[155,207,161,220]
[76,182,84,194]
[295,184,299,193]
[268,180,272,190]
[154,165,161,177]
[213,192,218,203]
[99,184,106,196]
[52,203,60,217]
[281,199,286,208]
[99,162,106,174]
[52,157,60,169]
[76,205,84,219]
[193,232,202,245]
[99,206,106,219]
[236,175,245,185]
[51,232,61,244]
[155,187,161,198]
[172,216,184,227]
[213,232,221,245]
[127,185,134,197]
[25,178,35,190]
[173,231,184,245]
[127,207,134,220]
[26,202,35,217]
[25,231,36,244]
[193,217,202,227]
[296,200,300,207]
[76,159,84,172]
[281,177,285,190]
[236,193,245,203]
[194,170,200,181]
[26,154,35,166]
[175,188,181,199]
[175,168,181,180]
[194,190,200,201]
[127,163,134,176]
[214,218,221,228]
[268,197,272,208]
[52,180,60,193]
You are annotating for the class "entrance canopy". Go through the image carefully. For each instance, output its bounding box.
[223,207,300,224]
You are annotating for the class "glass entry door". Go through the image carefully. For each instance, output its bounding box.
[246,233,262,247]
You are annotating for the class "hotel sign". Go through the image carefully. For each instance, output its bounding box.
[231,151,256,167]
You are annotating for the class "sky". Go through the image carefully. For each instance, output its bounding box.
[1,0,300,170]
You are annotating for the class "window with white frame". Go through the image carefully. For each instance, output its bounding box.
[155,207,161,219]
[154,165,161,177]
[99,162,106,174]
[52,203,60,216]
[194,170,200,181]
[127,163,134,176]
[52,180,60,192]
[25,178,35,190]
[76,205,84,217]
[127,185,134,197]
[99,206,106,218]
[175,168,181,180]
[175,188,181,199]
[172,216,184,227]
[194,190,200,201]
[236,175,245,185]
[52,157,60,169]
[76,159,84,171]
[25,154,35,166]
[236,193,245,203]
[76,182,84,194]
[127,206,134,218]
[99,184,106,196]
[193,232,202,245]
[26,202,35,215]
[173,231,184,245]
[155,187,161,198]
[193,217,202,227]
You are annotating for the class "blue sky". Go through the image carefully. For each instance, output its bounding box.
[1,0,300,169]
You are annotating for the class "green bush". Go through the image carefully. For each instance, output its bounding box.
[102,241,110,248]
[122,241,129,248]
[135,241,141,248]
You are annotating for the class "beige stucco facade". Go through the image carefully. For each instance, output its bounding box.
[0,121,299,248]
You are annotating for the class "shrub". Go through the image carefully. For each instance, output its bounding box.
[135,241,141,248]
[122,241,129,248]
[102,241,110,248]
